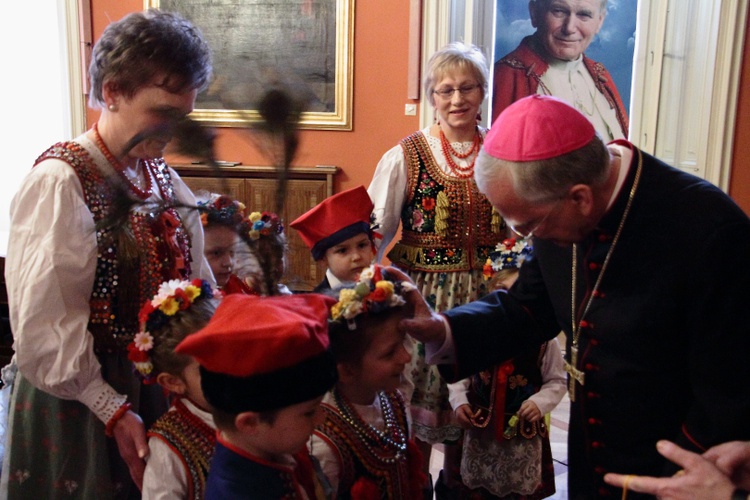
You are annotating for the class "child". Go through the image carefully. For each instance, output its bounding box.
[198,192,288,295]
[175,293,339,499]
[238,210,291,295]
[129,278,221,500]
[309,264,428,499]
[454,239,567,499]
[196,192,254,293]
[290,185,377,291]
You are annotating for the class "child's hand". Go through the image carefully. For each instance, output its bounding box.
[455,404,475,429]
[517,400,542,422]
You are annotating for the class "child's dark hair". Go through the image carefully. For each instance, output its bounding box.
[210,406,279,432]
[328,306,409,366]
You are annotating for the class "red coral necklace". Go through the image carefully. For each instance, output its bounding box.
[439,128,482,179]
[92,123,152,199]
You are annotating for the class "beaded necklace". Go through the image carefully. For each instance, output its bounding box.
[332,388,407,464]
[92,123,153,199]
[439,128,482,179]
[565,149,643,402]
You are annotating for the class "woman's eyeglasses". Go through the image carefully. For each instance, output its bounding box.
[432,84,481,100]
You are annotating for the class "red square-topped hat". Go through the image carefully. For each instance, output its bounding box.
[484,95,596,162]
[176,293,338,413]
[290,185,374,260]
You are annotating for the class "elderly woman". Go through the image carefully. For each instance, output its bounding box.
[2,10,212,498]
[367,42,505,496]
[492,0,628,140]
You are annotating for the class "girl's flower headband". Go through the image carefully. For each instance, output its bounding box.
[241,211,284,241]
[330,265,416,330]
[197,194,246,228]
[128,279,221,384]
[483,238,532,280]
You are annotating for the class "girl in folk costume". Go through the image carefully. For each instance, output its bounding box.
[238,209,291,296]
[309,265,428,499]
[134,279,221,500]
[197,192,288,296]
[367,42,505,493]
[454,239,567,499]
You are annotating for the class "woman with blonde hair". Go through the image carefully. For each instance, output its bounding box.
[367,41,506,496]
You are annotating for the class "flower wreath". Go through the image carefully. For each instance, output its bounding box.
[197,194,246,228]
[241,211,284,242]
[482,237,532,280]
[127,279,221,384]
[330,265,416,330]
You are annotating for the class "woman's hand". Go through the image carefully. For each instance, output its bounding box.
[603,440,735,500]
[112,410,149,491]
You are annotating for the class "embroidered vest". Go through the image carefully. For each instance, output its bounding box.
[317,391,419,500]
[469,343,549,441]
[387,132,504,272]
[34,142,192,353]
[148,399,216,500]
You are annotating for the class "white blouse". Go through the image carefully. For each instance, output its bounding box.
[142,399,216,500]
[308,391,388,498]
[6,133,211,424]
[367,127,487,262]
[449,337,567,415]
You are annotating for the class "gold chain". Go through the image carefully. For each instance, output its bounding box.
[570,148,643,351]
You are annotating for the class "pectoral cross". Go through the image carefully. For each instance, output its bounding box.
[563,344,585,402]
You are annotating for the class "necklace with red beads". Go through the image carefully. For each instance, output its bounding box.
[439,127,482,179]
[92,123,153,199]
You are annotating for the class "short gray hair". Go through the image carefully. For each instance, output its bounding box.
[423,42,489,107]
[475,135,611,203]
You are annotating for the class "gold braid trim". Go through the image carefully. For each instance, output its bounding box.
[435,191,450,236]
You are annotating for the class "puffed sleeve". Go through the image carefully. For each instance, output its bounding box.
[308,431,342,498]
[6,160,125,422]
[527,337,567,415]
[169,167,214,285]
[142,435,189,500]
[367,144,409,262]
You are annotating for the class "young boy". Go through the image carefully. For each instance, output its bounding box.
[290,185,377,291]
[175,293,339,499]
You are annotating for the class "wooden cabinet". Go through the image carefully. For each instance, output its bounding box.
[174,165,338,292]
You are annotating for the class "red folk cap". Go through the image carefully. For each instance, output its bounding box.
[290,185,374,260]
[176,293,334,376]
[485,95,596,161]
[176,293,338,413]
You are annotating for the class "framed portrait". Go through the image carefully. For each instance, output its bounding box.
[494,0,637,115]
[146,0,354,130]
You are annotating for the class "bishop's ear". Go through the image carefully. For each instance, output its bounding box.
[568,184,595,217]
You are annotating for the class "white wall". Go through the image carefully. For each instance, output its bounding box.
[0,1,70,256]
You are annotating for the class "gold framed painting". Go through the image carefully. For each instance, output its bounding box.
[146,0,354,130]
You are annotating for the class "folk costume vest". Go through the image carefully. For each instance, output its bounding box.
[148,398,216,500]
[316,390,424,500]
[387,132,503,272]
[468,343,549,441]
[34,141,192,353]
